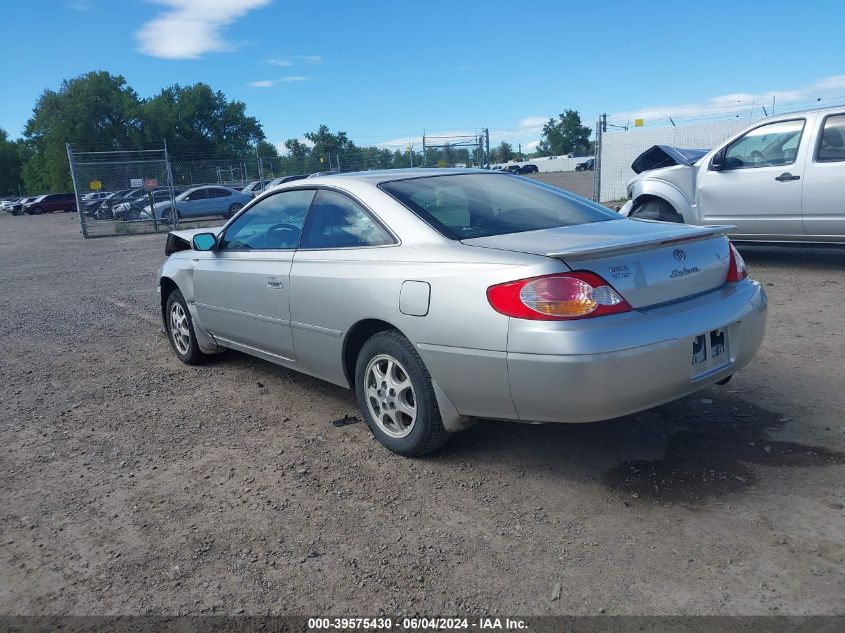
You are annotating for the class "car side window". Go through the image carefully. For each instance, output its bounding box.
[219,189,315,251]
[186,189,206,201]
[300,190,395,249]
[723,119,805,169]
[209,188,230,198]
[816,114,845,162]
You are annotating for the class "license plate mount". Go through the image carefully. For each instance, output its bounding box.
[691,328,731,379]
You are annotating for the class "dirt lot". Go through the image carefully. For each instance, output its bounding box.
[1,209,843,616]
[526,170,594,199]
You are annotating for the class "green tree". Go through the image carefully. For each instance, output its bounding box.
[141,83,264,155]
[494,141,514,163]
[536,109,592,157]
[23,71,142,192]
[0,129,23,196]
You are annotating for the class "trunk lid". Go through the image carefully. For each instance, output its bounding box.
[462,218,734,308]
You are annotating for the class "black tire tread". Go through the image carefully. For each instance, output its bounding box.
[356,330,450,456]
[165,289,209,365]
[630,199,683,223]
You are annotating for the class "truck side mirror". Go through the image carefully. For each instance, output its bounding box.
[711,149,726,171]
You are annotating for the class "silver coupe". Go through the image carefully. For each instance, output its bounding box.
[157,169,768,456]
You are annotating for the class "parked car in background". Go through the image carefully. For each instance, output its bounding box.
[157,169,766,456]
[620,105,845,243]
[308,171,340,178]
[92,188,141,219]
[81,191,111,207]
[23,193,76,214]
[575,158,595,171]
[518,164,539,174]
[504,165,521,174]
[1,198,21,212]
[112,188,186,220]
[265,174,308,189]
[241,180,271,196]
[7,197,37,215]
[146,185,252,221]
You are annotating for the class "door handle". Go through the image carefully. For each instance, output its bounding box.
[775,172,800,182]
[267,276,284,289]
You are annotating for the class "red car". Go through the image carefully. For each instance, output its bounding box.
[23,193,76,214]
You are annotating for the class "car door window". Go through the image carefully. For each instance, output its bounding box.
[300,190,395,249]
[816,114,845,162]
[220,189,315,251]
[723,119,805,169]
[209,188,231,198]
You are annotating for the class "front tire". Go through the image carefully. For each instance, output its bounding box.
[165,289,208,365]
[629,198,683,223]
[355,331,450,456]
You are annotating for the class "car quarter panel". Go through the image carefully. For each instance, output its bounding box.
[288,243,560,418]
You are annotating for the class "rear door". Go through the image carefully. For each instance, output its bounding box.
[697,117,812,238]
[193,188,315,359]
[801,112,845,238]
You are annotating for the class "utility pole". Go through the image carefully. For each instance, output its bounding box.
[422,131,427,167]
[485,128,490,168]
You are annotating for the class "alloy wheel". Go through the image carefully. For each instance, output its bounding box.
[364,354,417,438]
[169,302,191,355]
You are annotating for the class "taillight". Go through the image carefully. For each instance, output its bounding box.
[726,242,747,283]
[487,272,632,320]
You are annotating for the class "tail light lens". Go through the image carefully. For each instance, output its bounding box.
[487,272,632,320]
[726,242,747,283]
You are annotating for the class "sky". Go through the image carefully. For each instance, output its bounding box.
[2,0,844,153]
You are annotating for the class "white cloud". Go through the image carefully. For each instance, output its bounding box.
[137,0,272,60]
[248,76,309,88]
[298,55,321,63]
[66,0,93,10]
[266,57,293,66]
[612,75,845,123]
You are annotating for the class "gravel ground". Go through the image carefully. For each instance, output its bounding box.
[1,210,843,616]
[525,171,594,199]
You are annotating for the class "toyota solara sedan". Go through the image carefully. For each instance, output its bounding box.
[157,169,768,456]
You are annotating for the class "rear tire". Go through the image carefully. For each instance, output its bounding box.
[629,198,683,223]
[165,289,209,365]
[227,203,243,218]
[355,331,450,457]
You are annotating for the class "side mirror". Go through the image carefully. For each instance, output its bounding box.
[192,233,217,251]
[710,148,726,171]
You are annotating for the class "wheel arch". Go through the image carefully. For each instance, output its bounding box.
[342,318,401,389]
[633,179,696,223]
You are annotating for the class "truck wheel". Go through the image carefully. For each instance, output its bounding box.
[629,199,683,223]
[355,331,450,457]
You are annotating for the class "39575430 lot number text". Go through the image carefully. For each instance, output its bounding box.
[308,618,528,631]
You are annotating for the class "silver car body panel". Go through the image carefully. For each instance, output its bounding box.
[623,105,845,243]
[158,169,768,429]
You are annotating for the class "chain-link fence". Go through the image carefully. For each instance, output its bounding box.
[67,145,178,237]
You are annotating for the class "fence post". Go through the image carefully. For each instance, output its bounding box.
[66,143,88,238]
[592,114,604,203]
[257,148,264,191]
[164,140,177,229]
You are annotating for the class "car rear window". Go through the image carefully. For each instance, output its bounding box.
[380,173,617,239]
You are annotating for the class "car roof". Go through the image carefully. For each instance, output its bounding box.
[303,167,504,185]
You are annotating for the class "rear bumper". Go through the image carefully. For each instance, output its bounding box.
[422,280,767,424]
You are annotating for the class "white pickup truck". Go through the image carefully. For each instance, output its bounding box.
[620,105,845,243]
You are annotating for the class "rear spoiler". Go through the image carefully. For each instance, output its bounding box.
[547,224,735,261]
